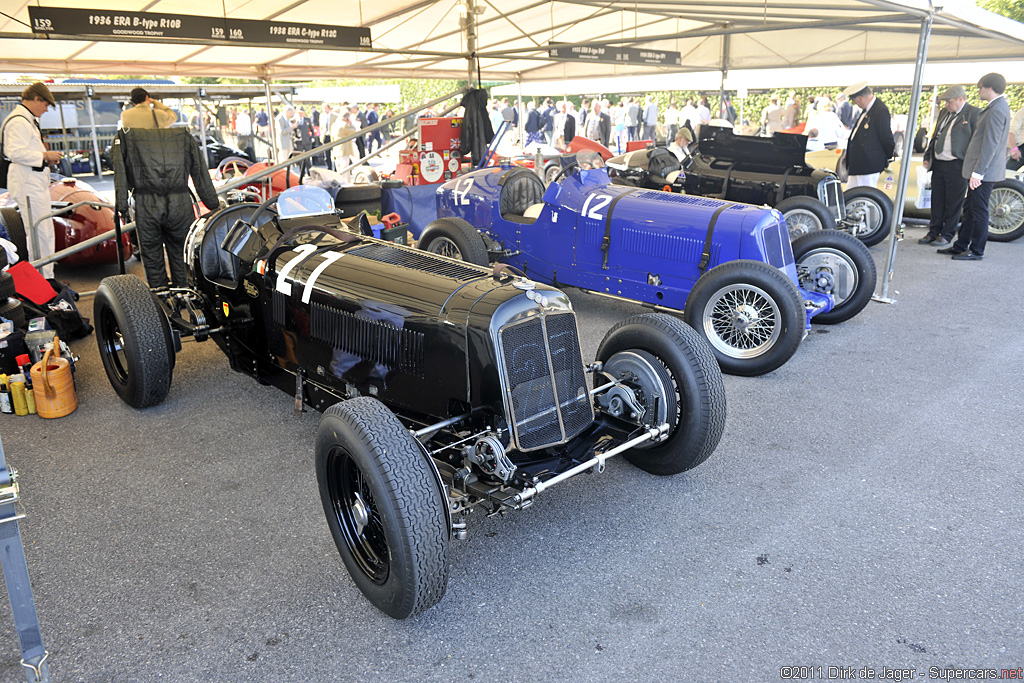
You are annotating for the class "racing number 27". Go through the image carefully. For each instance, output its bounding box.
[582,194,612,220]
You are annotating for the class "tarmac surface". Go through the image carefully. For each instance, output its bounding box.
[0,205,1022,681]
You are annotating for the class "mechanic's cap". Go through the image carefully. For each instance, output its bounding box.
[938,84,967,101]
[843,81,870,99]
[22,81,55,106]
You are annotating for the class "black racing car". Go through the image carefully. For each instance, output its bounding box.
[94,185,726,618]
[101,131,253,172]
[608,125,895,247]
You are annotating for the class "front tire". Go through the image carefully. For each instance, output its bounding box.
[94,275,173,408]
[596,313,726,475]
[419,217,490,266]
[777,196,835,239]
[683,260,804,376]
[315,397,449,619]
[791,229,877,324]
[987,179,1024,242]
[843,186,893,247]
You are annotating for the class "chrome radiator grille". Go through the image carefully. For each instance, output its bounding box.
[818,176,846,221]
[498,311,593,451]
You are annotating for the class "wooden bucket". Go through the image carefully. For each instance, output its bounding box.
[30,337,77,419]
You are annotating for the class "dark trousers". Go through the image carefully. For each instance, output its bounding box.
[953,180,994,256]
[135,192,194,288]
[927,158,968,240]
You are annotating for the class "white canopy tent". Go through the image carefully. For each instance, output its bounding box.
[0,0,1020,82]
[1,0,1022,298]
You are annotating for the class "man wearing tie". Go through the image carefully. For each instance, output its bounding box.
[843,82,895,189]
[917,85,979,247]
[939,72,1012,261]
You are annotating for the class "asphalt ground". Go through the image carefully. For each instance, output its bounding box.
[0,214,1021,682]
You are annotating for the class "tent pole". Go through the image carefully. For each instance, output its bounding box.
[518,79,524,145]
[263,75,278,164]
[875,12,933,304]
[84,88,102,178]
[465,0,478,87]
[719,34,729,120]
[194,94,210,168]
[57,97,69,165]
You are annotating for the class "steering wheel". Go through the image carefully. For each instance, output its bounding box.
[216,156,253,181]
[248,193,280,228]
[549,161,579,185]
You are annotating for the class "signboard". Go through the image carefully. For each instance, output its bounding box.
[27,7,371,49]
[548,44,681,67]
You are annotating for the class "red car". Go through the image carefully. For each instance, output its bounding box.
[1,175,133,267]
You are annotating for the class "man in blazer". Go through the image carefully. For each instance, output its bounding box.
[918,85,980,246]
[939,73,1012,261]
[843,82,896,189]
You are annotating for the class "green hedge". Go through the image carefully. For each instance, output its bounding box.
[561,85,1023,133]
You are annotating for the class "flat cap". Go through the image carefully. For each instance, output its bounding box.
[938,84,966,101]
[21,81,55,106]
[843,81,870,99]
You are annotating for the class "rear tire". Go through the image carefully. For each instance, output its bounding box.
[94,275,173,408]
[791,229,876,324]
[316,397,449,619]
[419,217,490,266]
[0,207,27,265]
[777,196,835,239]
[683,260,804,376]
[596,313,726,474]
[987,179,1024,242]
[843,186,893,247]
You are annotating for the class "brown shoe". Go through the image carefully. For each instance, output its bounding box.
[931,237,951,247]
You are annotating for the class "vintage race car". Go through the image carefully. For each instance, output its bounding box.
[608,126,896,248]
[420,150,878,377]
[0,175,133,266]
[807,148,1024,243]
[93,184,726,619]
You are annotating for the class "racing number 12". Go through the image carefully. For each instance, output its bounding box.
[453,177,474,206]
[581,194,612,220]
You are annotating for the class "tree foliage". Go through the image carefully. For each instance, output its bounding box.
[979,0,1024,22]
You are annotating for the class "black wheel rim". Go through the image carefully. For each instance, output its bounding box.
[99,306,130,386]
[327,448,390,584]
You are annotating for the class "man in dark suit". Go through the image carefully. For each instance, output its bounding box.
[918,85,980,247]
[843,82,896,189]
[939,73,1012,261]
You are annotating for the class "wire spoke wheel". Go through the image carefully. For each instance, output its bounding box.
[989,186,1024,235]
[426,236,463,260]
[703,284,781,358]
[784,208,824,238]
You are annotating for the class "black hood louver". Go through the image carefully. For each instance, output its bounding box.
[347,243,486,281]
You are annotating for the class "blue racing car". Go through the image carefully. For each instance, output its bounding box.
[419,150,876,376]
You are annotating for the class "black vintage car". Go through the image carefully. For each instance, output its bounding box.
[608,126,895,247]
[94,185,726,618]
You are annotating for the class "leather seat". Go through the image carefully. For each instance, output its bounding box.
[200,205,254,286]
[499,169,545,222]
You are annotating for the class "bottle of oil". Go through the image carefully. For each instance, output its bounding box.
[21,366,37,415]
[10,377,27,416]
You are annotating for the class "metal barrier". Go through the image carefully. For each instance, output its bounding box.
[22,87,468,275]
